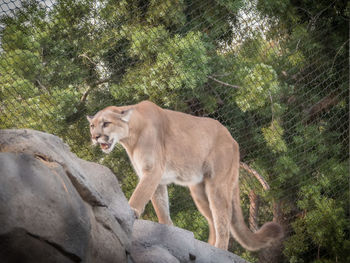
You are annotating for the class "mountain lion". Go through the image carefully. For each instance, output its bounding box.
[87,100,283,251]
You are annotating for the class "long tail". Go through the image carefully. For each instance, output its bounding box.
[230,183,283,251]
[230,146,283,251]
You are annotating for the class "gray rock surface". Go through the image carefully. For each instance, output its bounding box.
[0,129,248,263]
[0,129,134,263]
[131,220,247,263]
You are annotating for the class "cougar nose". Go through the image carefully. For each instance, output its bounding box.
[93,134,101,140]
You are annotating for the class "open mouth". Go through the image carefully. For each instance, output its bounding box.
[97,137,116,153]
[100,142,112,150]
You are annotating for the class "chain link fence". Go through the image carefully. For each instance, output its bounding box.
[1,0,349,262]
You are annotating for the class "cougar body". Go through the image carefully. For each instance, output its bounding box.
[87,100,283,250]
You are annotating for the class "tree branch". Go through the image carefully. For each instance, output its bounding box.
[78,52,111,102]
[80,78,111,102]
[248,190,259,232]
[66,77,111,123]
[306,92,340,122]
[36,79,51,94]
[79,53,98,66]
[331,39,349,70]
[208,75,240,89]
[240,162,270,190]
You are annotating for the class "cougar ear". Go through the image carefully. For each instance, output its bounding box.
[86,115,94,123]
[120,108,133,122]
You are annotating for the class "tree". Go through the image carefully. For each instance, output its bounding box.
[1,0,348,262]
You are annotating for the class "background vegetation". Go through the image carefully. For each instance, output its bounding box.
[1,0,349,262]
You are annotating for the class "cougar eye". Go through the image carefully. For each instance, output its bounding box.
[103,122,111,128]
[90,124,94,129]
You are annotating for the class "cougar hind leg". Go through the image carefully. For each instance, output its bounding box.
[189,183,216,245]
[205,179,232,250]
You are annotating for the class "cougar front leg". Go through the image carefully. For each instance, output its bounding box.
[128,164,163,218]
[152,184,173,225]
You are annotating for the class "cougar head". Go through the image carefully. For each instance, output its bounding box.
[87,108,133,154]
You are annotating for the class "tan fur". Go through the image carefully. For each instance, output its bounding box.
[87,100,283,251]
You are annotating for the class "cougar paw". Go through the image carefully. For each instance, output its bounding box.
[131,207,141,219]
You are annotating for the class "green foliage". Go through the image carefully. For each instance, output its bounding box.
[235,63,281,112]
[112,28,212,107]
[285,175,350,262]
[1,0,348,262]
[262,120,287,153]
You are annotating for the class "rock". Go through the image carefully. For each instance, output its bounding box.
[131,220,195,262]
[130,242,180,263]
[0,152,90,262]
[0,129,134,263]
[0,129,248,263]
[130,220,247,263]
[193,239,248,263]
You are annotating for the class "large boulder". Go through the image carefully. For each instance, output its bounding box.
[0,129,247,263]
[0,129,134,263]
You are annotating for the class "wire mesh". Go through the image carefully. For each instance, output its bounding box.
[0,0,349,262]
